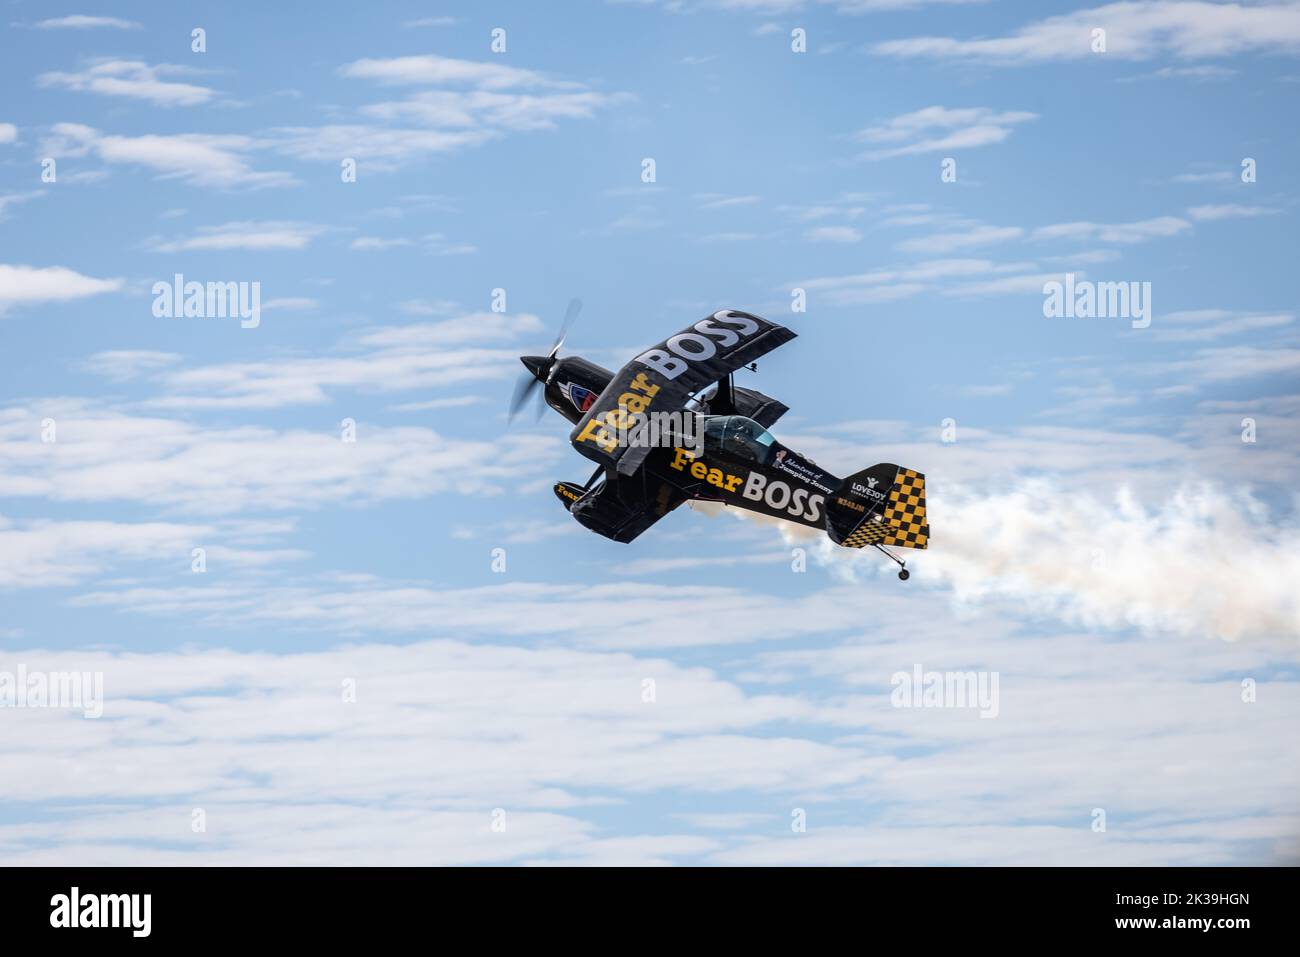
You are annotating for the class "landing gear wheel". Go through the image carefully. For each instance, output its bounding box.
[898,569,910,581]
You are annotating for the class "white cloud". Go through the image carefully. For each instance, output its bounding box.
[351,236,413,250]
[0,123,16,144]
[0,577,1294,863]
[0,191,42,220]
[777,193,873,222]
[148,221,327,253]
[696,193,762,209]
[854,105,1037,159]
[943,271,1072,297]
[79,351,182,381]
[0,264,123,314]
[1032,216,1191,243]
[350,233,476,254]
[310,55,621,167]
[388,396,483,412]
[360,89,617,132]
[794,258,1038,305]
[1186,203,1281,221]
[260,297,318,312]
[833,0,988,9]
[339,54,559,89]
[42,123,293,189]
[92,311,539,410]
[403,16,459,28]
[873,1,1300,64]
[1152,309,1293,342]
[693,232,762,243]
[804,225,863,243]
[0,516,208,588]
[396,299,460,316]
[0,401,559,513]
[898,224,1023,253]
[32,15,141,30]
[268,124,495,168]
[1172,169,1233,184]
[39,61,218,107]
[1152,345,1300,382]
[1124,63,1239,80]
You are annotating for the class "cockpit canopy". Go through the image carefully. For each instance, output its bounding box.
[703,414,777,465]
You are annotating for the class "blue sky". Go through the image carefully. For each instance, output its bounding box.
[0,0,1298,865]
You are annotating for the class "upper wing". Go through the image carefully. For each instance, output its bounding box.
[569,310,796,475]
[728,386,790,430]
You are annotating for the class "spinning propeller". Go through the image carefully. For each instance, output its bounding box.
[508,298,582,423]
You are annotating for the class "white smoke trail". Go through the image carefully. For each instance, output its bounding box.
[720,481,1300,642]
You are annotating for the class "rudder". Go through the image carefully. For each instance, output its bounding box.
[826,463,929,550]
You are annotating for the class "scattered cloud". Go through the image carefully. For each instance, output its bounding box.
[403,16,459,28]
[39,61,218,107]
[696,193,762,209]
[804,225,863,243]
[872,1,1300,64]
[79,351,182,382]
[1151,309,1293,342]
[148,221,327,253]
[898,224,1023,253]
[1121,63,1239,81]
[260,297,319,312]
[1172,169,1234,184]
[350,233,476,255]
[0,191,43,220]
[794,258,1039,305]
[41,123,294,189]
[854,106,1037,159]
[339,55,563,90]
[0,264,123,314]
[1032,216,1191,243]
[1186,203,1280,221]
[32,15,141,30]
[693,232,762,243]
[76,311,543,411]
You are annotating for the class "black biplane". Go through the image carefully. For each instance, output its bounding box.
[509,303,928,579]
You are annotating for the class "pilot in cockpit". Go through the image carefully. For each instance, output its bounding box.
[702,415,778,466]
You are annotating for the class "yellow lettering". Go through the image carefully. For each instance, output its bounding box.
[690,461,707,479]
[630,372,660,397]
[576,417,617,452]
[707,468,724,488]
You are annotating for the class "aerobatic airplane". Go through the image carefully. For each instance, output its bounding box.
[509,302,928,580]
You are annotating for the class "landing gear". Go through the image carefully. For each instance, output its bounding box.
[873,543,910,582]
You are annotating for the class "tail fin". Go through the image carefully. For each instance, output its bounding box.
[826,463,929,550]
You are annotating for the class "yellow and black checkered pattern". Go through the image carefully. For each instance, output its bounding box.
[841,516,892,548]
[842,467,929,550]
